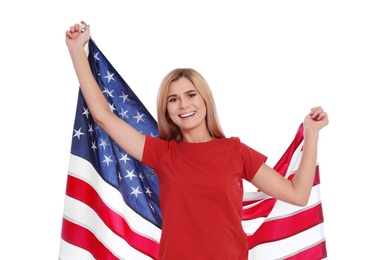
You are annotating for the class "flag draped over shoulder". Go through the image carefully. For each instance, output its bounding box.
[59,39,327,260]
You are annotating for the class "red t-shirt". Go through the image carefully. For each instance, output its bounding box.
[142,136,267,260]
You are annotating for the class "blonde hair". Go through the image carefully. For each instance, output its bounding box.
[157,68,225,142]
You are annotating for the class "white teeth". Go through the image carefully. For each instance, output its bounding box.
[180,112,195,118]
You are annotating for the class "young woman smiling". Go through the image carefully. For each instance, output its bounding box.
[66,21,329,260]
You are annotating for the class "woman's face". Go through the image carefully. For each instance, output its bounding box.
[166,77,207,134]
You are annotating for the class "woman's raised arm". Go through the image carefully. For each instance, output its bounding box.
[65,21,146,162]
[252,106,329,206]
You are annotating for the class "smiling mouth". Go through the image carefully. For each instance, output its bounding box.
[179,112,195,118]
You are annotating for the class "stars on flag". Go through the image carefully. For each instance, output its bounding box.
[70,46,161,226]
[73,127,85,140]
[103,70,115,83]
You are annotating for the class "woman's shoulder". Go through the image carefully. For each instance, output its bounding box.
[218,137,259,153]
[219,136,241,143]
[214,136,243,148]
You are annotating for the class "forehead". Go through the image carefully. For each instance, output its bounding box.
[168,77,196,95]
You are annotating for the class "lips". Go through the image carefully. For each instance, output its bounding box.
[179,112,195,118]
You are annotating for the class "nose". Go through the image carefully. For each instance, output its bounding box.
[179,98,189,109]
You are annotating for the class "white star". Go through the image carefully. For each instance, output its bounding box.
[104,71,115,83]
[82,107,90,119]
[139,172,145,181]
[91,141,97,153]
[118,108,129,119]
[94,52,100,61]
[103,87,114,98]
[119,153,131,164]
[133,111,145,124]
[88,123,94,135]
[108,102,116,113]
[130,186,142,198]
[125,169,137,181]
[145,186,152,197]
[73,127,85,140]
[99,138,109,150]
[102,155,114,166]
[149,202,155,213]
[119,92,130,103]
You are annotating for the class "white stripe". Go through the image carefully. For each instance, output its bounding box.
[68,154,161,242]
[242,217,266,235]
[243,190,271,202]
[62,196,153,260]
[59,239,96,260]
[248,223,326,259]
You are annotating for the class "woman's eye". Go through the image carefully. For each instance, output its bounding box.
[168,98,177,103]
[188,93,196,98]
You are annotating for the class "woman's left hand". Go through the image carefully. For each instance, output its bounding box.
[304,106,329,133]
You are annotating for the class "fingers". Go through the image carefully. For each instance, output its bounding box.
[65,24,79,39]
[310,106,325,120]
[68,21,88,32]
[73,23,82,33]
[65,21,89,40]
[303,106,329,134]
[315,111,328,122]
[65,29,75,39]
[308,106,329,129]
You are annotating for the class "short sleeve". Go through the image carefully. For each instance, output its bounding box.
[142,135,169,169]
[240,142,267,181]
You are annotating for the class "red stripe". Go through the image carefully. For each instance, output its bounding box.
[64,174,159,259]
[284,240,327,259]
[248,203,324,248]
[61,218,118,260]
[242,198,276,220]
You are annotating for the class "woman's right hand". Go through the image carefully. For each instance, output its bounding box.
[65,21,90,50]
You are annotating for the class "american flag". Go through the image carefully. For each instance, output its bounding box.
[59,38,327,259]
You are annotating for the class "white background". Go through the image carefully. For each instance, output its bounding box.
[1,0,377,259]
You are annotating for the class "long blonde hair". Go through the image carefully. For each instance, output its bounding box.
[156,68,225,142]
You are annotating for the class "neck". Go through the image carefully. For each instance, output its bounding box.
[182,132,213,143]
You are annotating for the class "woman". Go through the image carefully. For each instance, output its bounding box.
[66,21,329,260]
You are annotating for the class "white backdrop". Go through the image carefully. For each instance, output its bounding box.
[1,1,377,259]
